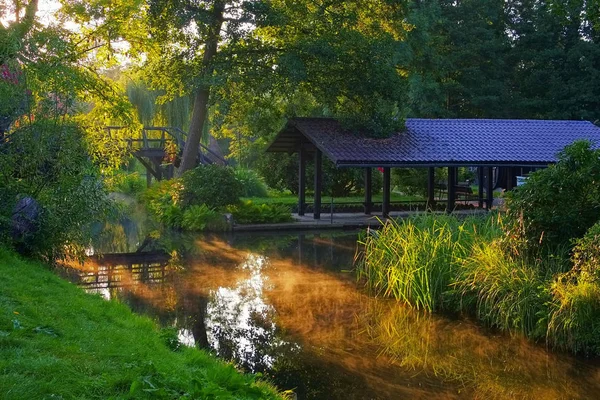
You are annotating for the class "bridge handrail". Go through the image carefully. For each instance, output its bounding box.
[105,126,227,166]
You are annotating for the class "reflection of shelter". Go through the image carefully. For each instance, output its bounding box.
[267,118,600,218]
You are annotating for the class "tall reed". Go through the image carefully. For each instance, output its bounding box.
[356,214,498,312]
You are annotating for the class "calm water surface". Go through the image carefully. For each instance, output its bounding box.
[62,230,600,399]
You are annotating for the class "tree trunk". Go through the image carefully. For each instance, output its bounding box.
[176,1,225,176]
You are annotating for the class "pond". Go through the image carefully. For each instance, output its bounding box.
[61,230,600,399]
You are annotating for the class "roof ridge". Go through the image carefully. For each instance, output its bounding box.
[406,118,592,124]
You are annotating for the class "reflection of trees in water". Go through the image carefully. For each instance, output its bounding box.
[204,254,296,373]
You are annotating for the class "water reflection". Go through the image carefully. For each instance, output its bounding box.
[61,232,600,399]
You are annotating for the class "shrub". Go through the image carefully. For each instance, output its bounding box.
[0,120,113,260]
[234,168,269,197]
[181,204,226,231]
[505,141,600,253]
[141,179,184,228]
[112,172,146,196]
[181,165,242,209]
[227,201,293,224]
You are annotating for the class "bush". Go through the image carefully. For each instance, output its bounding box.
[141,179,184,228]
[234,168,269,197]
[181,165,242,209]
[0,120,113,260]
[227,201,293,224]
[181,204,227,231]
[111,172,146,196]
[505,141,600,253]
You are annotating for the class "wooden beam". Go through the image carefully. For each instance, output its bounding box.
[364,168,372,215]
[447,167,456,213]
[314,149,322,220]
[135,155,161,180]
[298,147,307,216]
[382,167,391,217]
[427,167,435,210]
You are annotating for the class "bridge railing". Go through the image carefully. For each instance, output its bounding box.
[105,126,227,166]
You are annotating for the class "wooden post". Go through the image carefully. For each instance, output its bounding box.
[298,147,307,216]
[427,167,435,210]
[364,168,373,215]
[486,166,494,210]
[506,167,514,191]
[382,167,391,218]
[314,149,322,220]
[478,167,484,208]
[152,158,163,181]
[447,167,456,213]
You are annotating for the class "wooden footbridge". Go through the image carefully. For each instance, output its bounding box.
[106,126,227,184]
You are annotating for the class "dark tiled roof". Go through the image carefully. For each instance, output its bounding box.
[267,117,600,167]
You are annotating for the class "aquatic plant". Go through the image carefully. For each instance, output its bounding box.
[356,214,499,312]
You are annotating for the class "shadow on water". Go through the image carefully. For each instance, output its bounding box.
[59,230,600,400]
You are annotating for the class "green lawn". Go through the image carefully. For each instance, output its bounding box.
[0,249,283,400]
[243,192,424,205]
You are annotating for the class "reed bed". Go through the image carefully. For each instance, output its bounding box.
[356,214,501,312]
[356,213,600,355]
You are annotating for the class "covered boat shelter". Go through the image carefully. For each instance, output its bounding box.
[267,117,600,219]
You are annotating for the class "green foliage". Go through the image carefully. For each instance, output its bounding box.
[0,120,113,260]
[0,248,282,399]
[181,165,243,209]
[227,201,293,224]
[234,168,269,198]
[358,211,600,355]
[548,278,600,355]
[357,214,501,312]
[141,179,185,228]
[456,242,550,338]
[181,204,226,231]
[505,141,600,252]
[110,172,146,196]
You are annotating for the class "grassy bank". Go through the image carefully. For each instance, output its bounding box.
[356,214,600,355]
[0,249,283,399]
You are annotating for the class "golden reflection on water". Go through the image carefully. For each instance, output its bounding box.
[68,235,600,400]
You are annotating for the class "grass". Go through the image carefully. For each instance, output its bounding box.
[356,214,502,312]
[0,248,284,399]
[243,192,423,206]
[356,213,600,355]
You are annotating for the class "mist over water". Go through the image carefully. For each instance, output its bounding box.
[61,231,600,399]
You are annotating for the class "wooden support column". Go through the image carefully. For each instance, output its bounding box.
[486,166,494,210]
[298,147,307,216]
[313,149,322,220]
[447,167,456,213]
[506,167,514,191]
[427,167,435,210]
[382,167,391,218]
[364,168,373,215]
[478,167,484,208]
